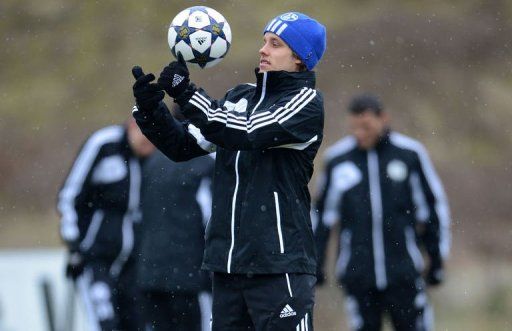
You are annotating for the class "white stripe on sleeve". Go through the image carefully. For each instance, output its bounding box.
[390,132,451,259]
[57,126,124,242]
[188,87,317,134]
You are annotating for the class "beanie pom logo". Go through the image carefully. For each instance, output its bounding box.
[280,12,298,21]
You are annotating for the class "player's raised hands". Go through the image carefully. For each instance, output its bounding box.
[132,66,165,112]
[158,53,190,99]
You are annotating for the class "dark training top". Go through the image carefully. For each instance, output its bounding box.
[58,125,142,277]
[137,151,214,292]
[315,131,451,289]
[133,69,324,275]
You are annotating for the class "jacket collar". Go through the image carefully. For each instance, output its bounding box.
[355,128,392,152]
[374,128,392,151]
[253,69,316,94]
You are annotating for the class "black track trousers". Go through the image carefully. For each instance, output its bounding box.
[211,272,315,331]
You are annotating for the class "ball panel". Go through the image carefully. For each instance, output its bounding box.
[171,9,190,26]
[190,48,213,68]
[222,22,232,43]
[187,6,208,14]
[210,22,225,41]
[187,10,211,29]
[189,30,212,54]
[173,25,194,44]
[205,7,225,23]
[209,37,227,58]
[167,27,178,49]
[173,40,195,61]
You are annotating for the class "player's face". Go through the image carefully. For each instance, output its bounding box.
[349,111,389,150]
[259,33,302,72]
[127,120,155,157]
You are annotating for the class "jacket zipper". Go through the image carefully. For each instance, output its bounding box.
[367,150,387,289]
[226,151,240,273]
[273,192,285,253]
[226,72,268,273]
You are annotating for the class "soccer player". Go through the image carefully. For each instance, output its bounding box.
[131,11,326,330]
[57,118,154,330]
[314,94,451,331]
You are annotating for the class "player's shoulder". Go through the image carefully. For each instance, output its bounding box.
[87,125,125,146]
[279,86,323,114]
[389,131,428,155]
[231,83,256,94]
[323,136,358,162]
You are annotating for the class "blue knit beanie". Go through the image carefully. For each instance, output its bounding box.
[263,12,326,70]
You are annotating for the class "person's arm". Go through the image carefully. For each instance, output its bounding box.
[133,102,215,162]
[57,129,117,279]
[410,144,451,285]
[57,131,110,250]
[131,66,215,162]
[176,84,323,151]
[157,54,323,151]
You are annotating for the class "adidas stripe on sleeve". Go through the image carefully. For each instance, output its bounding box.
[181,87,323,151]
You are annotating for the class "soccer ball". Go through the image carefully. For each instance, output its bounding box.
[168,6,232,69]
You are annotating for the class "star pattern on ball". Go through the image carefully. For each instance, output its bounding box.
[168,6,232,69]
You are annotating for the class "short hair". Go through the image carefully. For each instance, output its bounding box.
[292,51,307,72]
[348,93,384,115]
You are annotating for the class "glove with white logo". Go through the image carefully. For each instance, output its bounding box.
[158,53,190,99]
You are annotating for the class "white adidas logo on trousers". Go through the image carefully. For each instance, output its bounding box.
[279,304,297,318]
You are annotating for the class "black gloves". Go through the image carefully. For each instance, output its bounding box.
[158,53,190,99]
[425,255,444,286]
[66,251,85,281]
[131,53,190,111]
[132,66,165,112]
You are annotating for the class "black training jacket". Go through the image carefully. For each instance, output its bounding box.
[314,131,451,289]
[133,69,324,275]
[57,125,142,277]
[137,151,214,293]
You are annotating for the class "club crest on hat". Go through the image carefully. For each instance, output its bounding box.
[280,13,298,21]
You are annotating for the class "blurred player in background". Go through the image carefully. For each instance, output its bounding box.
[131,11,326,331]
[137,107,214,330]
[57,118,154,330]
[314,93,451,331]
